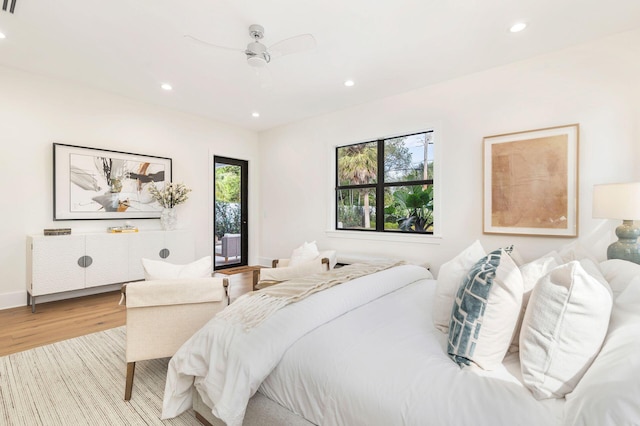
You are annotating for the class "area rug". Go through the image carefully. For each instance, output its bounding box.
[0,327,198,425]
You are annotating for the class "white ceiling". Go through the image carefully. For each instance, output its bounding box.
[1,0,640,132]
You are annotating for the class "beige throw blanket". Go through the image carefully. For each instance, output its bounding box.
[217,260,405,331]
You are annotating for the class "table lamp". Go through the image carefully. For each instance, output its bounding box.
[593,182,640,264]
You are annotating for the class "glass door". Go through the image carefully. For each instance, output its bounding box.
[213,156,248,270]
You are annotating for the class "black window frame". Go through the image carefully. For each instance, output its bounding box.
[335,130,434,234]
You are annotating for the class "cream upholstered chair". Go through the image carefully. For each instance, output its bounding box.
[121,277,229,400]
[253,250,337,290]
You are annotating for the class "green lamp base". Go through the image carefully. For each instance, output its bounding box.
[607,220,640,265]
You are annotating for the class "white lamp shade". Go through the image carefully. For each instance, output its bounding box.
[593,182,640,220]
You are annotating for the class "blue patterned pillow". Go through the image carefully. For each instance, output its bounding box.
[447,248,523,370]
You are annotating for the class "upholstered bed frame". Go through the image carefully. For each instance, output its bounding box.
[193,389,313,426]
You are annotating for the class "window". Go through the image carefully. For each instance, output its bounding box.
[336,131,434,234]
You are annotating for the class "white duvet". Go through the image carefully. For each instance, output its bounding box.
[162,264,565,426]
[162,264,432,425]
[259,270,564,426]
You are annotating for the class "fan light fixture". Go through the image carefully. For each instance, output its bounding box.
[247,56,268,67]
[245,30,270,67]
[184,24,315,71]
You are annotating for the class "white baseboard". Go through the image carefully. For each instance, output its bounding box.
[0,290,28,310]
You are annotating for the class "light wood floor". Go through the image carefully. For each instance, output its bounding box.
[0,266,260,357]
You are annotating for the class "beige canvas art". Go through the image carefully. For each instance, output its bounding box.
[483,124,578,237]
[491,135,568,228]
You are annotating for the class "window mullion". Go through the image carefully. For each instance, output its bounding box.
[376,139,385,231]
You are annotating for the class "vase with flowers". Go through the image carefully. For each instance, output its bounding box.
[148,182,192,231]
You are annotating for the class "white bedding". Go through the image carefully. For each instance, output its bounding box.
[162,263,569,426]
[259,276,564,426]
[162,264,432,425]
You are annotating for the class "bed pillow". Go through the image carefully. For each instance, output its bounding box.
[558,241,599,264]
[289,241,320,266]
[564,276,640,424]
[142,256,212,281]
[599,259,640,297]
[519,259,613,399]
[433,240,486,333]
[447,248,523,370]
[508,253,560,353]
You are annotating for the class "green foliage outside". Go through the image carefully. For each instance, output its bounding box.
[215,165,241,238]
[385,185,434,232]
[215,165,240,203]
[215,201,240,238]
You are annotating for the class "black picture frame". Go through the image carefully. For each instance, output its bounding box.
[53,143,172,220]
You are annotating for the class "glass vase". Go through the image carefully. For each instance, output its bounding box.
[160,208,177,231]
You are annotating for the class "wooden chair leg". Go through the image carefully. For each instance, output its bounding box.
[124,361,136,400]
[252,269,260,291]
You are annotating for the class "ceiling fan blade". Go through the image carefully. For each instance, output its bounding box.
[268,34,316,59]
[183,34,244,53]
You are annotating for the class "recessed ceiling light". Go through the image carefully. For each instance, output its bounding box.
[509,22,527,33]
[344,80,355,87]
[161,83,172,91]
[0,32,6,39]
[252,112,260,118]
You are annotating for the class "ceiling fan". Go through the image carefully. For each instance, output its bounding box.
[185,24,316,68]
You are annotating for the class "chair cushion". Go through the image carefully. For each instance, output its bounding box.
[142,256,212,281]
[125,277,227,308]
[258,260,327,288]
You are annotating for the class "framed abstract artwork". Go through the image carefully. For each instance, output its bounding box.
[53,143,172,220]
[483,124,579,237]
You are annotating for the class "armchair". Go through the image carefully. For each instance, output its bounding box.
[121,277,229,400]
[216,233,241,262]
[253,250,337,290]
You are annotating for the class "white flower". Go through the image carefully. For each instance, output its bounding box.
[148,182,192,208]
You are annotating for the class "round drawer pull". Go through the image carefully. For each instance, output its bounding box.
[78,255,93,268]
[159,248,170,259]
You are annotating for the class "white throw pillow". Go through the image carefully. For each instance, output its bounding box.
[142,256,212,281]
[519,259,613,399]
[599,259,640,298]
[508,253,560,353]
[447,248,523,370]
[289,241,320,266]
[558,241,599,264]
[433,240,486,333]
[564,276,640,425]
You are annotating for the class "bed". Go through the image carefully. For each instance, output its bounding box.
[161,253,640,426]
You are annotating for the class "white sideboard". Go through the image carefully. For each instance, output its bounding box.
[27,230,194,312]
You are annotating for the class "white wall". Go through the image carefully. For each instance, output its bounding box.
[258,29,640,274]
[0,66,259,309]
